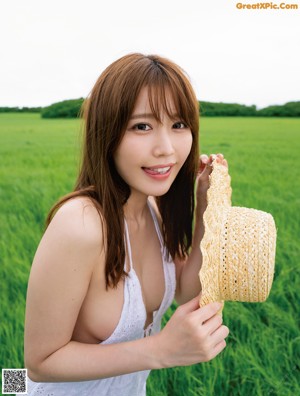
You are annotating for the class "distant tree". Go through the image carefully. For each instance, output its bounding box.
[198,100,300,117]
[0,106,41,113]
[199,101,257,116]
[257,101,300,117]
[41,98,84,118]
[2,98,298,118]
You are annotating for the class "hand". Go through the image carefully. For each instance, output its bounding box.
[196,153,228,208]
[156,296,229,368]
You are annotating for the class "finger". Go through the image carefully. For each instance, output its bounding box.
[202,311,223,335]
[178,295,201,314]
[208,153,217,163]
[198,155,214,176]
[210,325,230,346]
[192,301,223,322]
[198,162,212,179]
[198,155,209,173]
[214,154,228,169]
[200,154,209,164]
[211,339,227,358]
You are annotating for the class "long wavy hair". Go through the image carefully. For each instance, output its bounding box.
[45,53,200,289]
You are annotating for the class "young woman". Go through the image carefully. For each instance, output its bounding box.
[24,53,229,395]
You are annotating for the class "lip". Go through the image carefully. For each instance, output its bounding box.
[142,163,175,179]
[142,163,175,170]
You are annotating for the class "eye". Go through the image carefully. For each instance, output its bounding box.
[173,121,188,129]
[132,123,151,131]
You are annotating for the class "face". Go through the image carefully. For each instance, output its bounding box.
[113,86,193,200]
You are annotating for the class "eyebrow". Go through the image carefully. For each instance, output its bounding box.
[129,112,181,120]
[129,113,156,120]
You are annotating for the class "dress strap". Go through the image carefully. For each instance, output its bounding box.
[124,220,134,270]
[147,199,164,248]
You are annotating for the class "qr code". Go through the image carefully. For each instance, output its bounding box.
[2,369,27,394]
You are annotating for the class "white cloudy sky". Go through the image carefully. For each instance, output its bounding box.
[1,0,299,109]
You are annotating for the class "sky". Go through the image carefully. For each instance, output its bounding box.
[1,0,299,109]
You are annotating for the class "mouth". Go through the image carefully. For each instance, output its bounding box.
[142,165,172,175]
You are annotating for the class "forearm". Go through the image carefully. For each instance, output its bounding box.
[27,335,163,383]
[177,205,205,304]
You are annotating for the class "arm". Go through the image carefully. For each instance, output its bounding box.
[174,204,205,305]
[28,335,162,382]
[24,199,159,382]
[33,300,228,382]
[25,197,228,383]
[175,154,228,305]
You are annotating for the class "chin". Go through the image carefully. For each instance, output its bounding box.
[146,186,173,197]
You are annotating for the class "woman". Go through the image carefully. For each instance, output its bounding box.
[24,53,229,395]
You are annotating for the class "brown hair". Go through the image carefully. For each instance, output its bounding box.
[45,53,200,288]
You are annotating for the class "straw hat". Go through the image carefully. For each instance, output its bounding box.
[199,160,276,309]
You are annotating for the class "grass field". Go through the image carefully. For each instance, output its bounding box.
[1,113,299,395]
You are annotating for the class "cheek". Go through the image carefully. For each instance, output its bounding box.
[113,137,141,176]
[179,133,193,162]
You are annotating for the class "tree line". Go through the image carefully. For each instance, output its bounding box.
[200,100,300,117]
[1,99,299,117]
[0,106,41,113]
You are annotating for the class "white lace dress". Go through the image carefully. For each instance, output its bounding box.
[23,200,176,396]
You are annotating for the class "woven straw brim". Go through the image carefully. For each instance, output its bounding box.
[199,161,276,308]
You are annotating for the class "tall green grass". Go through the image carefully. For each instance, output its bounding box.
[1,113,299,395]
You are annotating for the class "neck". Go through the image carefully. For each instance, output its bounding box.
[123,192,149,225]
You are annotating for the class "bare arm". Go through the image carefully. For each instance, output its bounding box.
[24,199,162,382]
[24,199,163,382]
[28,301,227,382]
[29,335,161,382]
[25,198,228,383]
[147,196,204,305]
[175,154,228,305]
[174,204,205,305]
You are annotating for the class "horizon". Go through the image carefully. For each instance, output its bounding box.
[1,98,299,111]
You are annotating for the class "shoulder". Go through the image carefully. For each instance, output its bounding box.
[45,197,105,258]
[29,197,105,294]
[25,198,106,372]
[50,197,104,237]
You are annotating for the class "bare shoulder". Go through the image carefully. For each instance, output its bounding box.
[30,195,105,286]
[25,197,106,371]
[30,196,105,282]
[48,196,105,252]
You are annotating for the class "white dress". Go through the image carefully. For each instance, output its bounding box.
[23,200,176,396]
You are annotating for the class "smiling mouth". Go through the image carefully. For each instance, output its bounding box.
[142,166,172,175]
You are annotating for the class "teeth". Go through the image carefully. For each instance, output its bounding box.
[156,167,170,174]
[147,166,170,174]
[143,166,172,175]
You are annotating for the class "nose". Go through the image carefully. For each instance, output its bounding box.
[152,129,175,157]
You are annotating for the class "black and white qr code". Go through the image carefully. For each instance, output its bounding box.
[2,369,27,394]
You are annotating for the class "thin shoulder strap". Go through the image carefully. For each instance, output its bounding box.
[124,220,134,270]
[147,200,164,247]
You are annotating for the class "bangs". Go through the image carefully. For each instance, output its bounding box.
[143,62,197,131]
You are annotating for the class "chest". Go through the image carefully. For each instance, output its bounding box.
[72,224,165,343]
[127,230,165,315]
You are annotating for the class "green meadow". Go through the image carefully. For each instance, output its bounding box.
[1,113,299,395]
